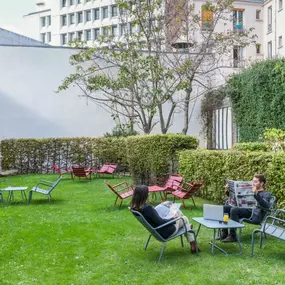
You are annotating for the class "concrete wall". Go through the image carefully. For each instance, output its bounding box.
[0,45,114,139]
[0,45,205,145]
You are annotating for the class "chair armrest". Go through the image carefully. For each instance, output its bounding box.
[36,180,54,187]
[113,181,129,188]
[262,215,285,230]
[154,216,185,230]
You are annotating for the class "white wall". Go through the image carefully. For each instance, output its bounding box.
[0,45,115,139]
[0,45,205,145]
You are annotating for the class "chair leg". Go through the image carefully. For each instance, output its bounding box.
[259,231,264,248]
[182,199,186,209]
[180,235,184,247]
[145,235,151,250]
[27,191,33,204]
[47,194,52,203]
[191,197,196,208]
[158,243,166,262]
[114,196,118,206]
[119,199,123,209]
[251,229,260,256]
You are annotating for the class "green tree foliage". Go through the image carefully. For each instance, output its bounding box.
[227,58,285,142]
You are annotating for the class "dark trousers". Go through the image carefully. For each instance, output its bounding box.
[223,205,252,235]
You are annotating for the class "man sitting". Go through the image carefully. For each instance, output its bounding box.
[222,174,272,242]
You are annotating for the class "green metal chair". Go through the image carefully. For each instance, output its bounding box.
[28,177,62,203]
[130,208,198,262]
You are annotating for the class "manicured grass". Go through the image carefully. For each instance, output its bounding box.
[1,174,285,285]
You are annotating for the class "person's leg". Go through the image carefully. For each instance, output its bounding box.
[221,205,232,238]
[223,207,252,242]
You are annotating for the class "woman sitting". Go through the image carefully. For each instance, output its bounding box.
[130,185,199,254]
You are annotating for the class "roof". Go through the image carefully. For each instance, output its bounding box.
[0,27,50,47]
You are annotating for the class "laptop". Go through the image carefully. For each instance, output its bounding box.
[203,204,224,222]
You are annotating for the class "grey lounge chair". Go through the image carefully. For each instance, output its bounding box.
[28,177,62,203]
[251,208,285,256]
[130,208,198,262]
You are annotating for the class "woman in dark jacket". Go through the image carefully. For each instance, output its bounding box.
[131,185,199,253]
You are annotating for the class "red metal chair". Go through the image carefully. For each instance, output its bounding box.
[95,164,118,177]
[168,181,204,209]
[148,174,184,201]
[52,163,72,178]
[71,167,92,182]
[104,180,134,208]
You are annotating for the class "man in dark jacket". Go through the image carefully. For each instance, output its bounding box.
[222,174,272,242]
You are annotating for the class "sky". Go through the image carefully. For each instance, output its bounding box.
[0,0,36,35]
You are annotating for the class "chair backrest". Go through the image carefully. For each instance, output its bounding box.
[130,208,165,242]
[99,165,110,172]
[48,177,62,194]
[52,163,62,175]
[107,164,117,174]
[182,181,204,198]
[72,167,87,177]
[104,181,121,197]
[164,175,183,190]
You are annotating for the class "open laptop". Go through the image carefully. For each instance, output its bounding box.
[203,204,224,222]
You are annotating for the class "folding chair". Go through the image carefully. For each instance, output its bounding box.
[28,177,62,203]
[148,174,184,201]
[95,164,118,178]
[130,208,198,262]
[168,181,204,209]
[104,180,134,208]
[52,163,72,178]
[72,167,92,181]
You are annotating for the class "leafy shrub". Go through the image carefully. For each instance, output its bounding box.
[178,150,285,207]
[232,142,268,152]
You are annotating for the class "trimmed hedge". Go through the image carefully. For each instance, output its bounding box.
[1,137,127,174]
[179,150,285,208]
[1,135,199,183]
[232,142,268,152]
[126,134,199,184]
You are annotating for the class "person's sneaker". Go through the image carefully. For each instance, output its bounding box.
[221,234,237,243]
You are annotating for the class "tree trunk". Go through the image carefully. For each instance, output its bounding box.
[182,87,192,135]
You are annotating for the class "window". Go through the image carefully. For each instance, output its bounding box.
[61,15,67,26]
[279,36,283,48]
[70,0,74,5]
[120,24,127,36]
[256,10,261,20]
[102,7,109,19]
[77,12,83,23]
[85,30,91,41]
[41,33,46,43]
[268,6,272,33]
[233,46,244,67]
[279,0,283,10]
[69,32,75,42]
[94,28,100,40]
[94,8,100,20]
[112,25,118,36]
[77,31,83,40]
[86,10,91,22]
[69,13,75,24]
[102,27,109,36]
[47,32,51,43]
[41,17,46,27]
[47,16,51,26]
[233,9,244,32]
[268,41,272,58]
[256,44,261,54]
[61,33,67,45]
[201,5,213,30]
[77,0,82,4]
[62,0,67,7]
[111,5,117,17]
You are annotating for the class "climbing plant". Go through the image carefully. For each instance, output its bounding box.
[227,58,285,142]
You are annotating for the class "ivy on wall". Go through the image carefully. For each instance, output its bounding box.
[227,58,285,142]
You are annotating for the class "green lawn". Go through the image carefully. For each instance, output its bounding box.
[1,174,284,285]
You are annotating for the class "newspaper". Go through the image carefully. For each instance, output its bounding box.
[155,201,182,219]
[227,180,257,209]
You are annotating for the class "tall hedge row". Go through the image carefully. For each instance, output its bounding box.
[126,134,199,184]
[1,135,199,183]
[179,150,285,208]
